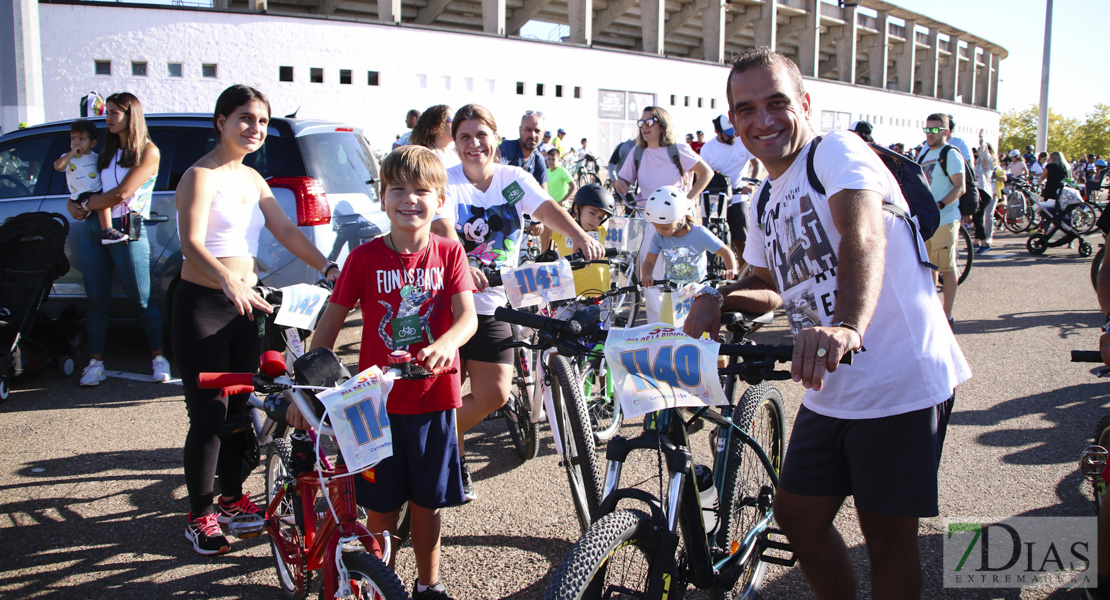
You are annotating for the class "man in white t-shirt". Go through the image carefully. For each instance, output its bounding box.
[918,113,965,327]
[699,113,761,261]
[684,47,970,600]
[392,109,420,149]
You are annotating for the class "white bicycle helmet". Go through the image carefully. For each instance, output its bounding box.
[644,186,686,224]
[1008,149,1020,158]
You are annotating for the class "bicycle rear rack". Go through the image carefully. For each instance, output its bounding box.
[756,527,797,567]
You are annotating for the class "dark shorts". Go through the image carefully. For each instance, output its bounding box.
[727,201,748,243]
[459,314,514,365]
[778,396,955,517]
[353,410,465,512]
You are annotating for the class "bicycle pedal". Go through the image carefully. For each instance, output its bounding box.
[228,514,266,538]
[757,527,797,567]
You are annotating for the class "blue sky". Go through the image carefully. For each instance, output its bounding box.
[893,0,1107,119]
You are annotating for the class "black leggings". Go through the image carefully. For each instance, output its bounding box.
[172,280,263,515]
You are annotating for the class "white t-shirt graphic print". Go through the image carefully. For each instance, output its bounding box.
[743,130,970,419]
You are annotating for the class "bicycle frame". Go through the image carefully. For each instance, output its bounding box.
[596,405,780,596]
[266,450,385,599]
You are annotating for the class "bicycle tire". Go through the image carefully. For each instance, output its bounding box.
[328,550,409,600]
[1094,416,1110,516]
[711,382,785,600]
[1091,246,1104,291]
[579,359,623,442]
[550,355,605,533]
[505,349,540,460]
[266,438,312,600]
[1004,191,1033,233]
[956,223,973,285]
[578,172,601,188]
[1068,202,1098,236]
[542,509,662,600]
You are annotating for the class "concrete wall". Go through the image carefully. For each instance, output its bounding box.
[35,3,1000,154]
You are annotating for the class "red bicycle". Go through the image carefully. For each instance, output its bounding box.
[199,348,454,599]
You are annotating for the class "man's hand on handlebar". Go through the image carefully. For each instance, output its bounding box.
[683,295,722,340]
[613,179,630,197]
[791,326,861,391]
[572,234,605,261]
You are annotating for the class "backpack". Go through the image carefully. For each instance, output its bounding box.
[920,144,978,217]
[756,135,939,268]
[79,92,104,118]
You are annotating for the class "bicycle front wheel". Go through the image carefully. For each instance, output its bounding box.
[550,355,605,533]
[505,351,540,460]
[1091,246,1104,291]
[542,509,664,600]
[334,550,409,599]
[608,268,641,329]
[1093,416,1110,516]
[712,382,785,600]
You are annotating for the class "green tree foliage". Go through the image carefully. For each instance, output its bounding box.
[1000,104,1088,159]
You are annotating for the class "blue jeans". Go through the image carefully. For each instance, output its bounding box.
[80,215,163,355]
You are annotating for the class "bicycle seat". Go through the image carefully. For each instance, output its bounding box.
[721,311,774,326]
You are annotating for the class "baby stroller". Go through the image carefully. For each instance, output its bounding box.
[1026,193,1094,258]
[0,212,72,400]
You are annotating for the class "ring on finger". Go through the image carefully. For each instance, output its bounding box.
[816,347,828,358]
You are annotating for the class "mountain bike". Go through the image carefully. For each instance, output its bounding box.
[541,315,852,600]
[495,304,612,533]
[569,154,602,188]
[198,348,456,599]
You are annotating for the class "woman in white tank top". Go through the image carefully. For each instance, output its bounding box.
[65,92,167,387]
[172,85,339,555]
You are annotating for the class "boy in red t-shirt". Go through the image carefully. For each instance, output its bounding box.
[308,145,477,600]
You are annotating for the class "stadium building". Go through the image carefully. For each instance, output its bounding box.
[2,0,1006,153]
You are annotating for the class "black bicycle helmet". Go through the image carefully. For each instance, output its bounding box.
[573,184,615,215]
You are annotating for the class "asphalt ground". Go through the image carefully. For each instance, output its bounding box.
[1,228,1107,599]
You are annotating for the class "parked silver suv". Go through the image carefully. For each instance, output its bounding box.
[0,114,388,325]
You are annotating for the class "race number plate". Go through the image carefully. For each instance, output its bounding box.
[645,283,700,328]
[605,217,631,251]
[316,366,395,472]
[274,284,331,330]
[604,324,726,420]
[502,260,577,308]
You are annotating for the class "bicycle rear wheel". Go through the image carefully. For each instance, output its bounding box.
[1091,246,1104,291]
[580,358,623,442]
[550,355,605,533]
[608,266,641,329]
[1004,191,1033,233]
[542,509,663,600]
[1093,416,1110,515]
[332,550,409,599]
[1068,202,1098,235]
[956,223,973,285]
[712,382,785,600]
[505,349,539,460]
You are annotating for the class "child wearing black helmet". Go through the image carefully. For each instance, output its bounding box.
[540,184,615,297]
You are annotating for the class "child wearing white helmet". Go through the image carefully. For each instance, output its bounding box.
[641,185,736,288]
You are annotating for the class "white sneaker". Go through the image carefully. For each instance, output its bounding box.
[152,356,171,382]
[80,359,106,387]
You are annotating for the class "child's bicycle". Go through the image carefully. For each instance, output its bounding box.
[199,348,456,599]
[528,309,852,599]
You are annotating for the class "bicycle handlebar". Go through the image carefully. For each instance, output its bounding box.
[495,306,582,337]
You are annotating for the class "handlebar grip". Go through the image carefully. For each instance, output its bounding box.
[198,372,254,388]
[494,306,581,336]
[218,384,256,397]
[485,271,504,287]
[1072,350,1104,363]
[430,367,458,377]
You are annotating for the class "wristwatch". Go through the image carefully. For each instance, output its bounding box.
[829,321,866,353]
[693,284,724,308]
[321,261,339,276]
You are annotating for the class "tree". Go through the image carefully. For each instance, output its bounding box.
[1077,104,1110,158]
[1000,104,1083,158]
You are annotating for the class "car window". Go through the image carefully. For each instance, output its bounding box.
[298,132,377,197]
[147,128,182,191]
[0,134,57,199]
[199,129,306,179]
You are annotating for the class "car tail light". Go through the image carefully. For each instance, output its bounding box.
[334,127,354,132]
[268,176,331,226]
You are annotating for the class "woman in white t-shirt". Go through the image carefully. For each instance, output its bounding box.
[431,104,603,499]
[410,104,460,169]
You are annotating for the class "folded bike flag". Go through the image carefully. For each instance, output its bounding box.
[316,366,394,472]
[604,324,727,419]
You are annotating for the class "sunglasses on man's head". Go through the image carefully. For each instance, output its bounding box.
[637,118,658,128]
[524,110,545,118]
[923,127,947,134]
